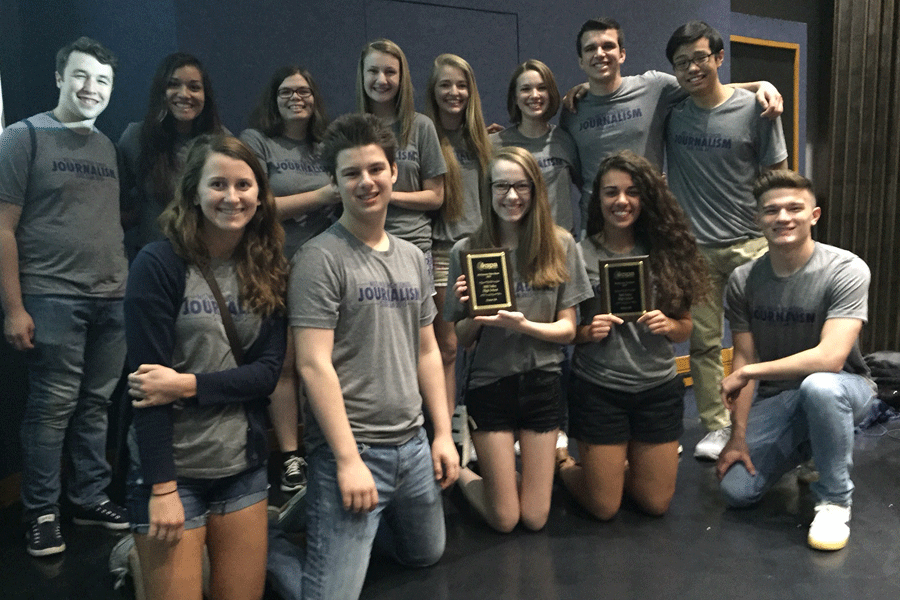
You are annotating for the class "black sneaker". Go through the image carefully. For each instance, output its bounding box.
[281,455,308,493]
[27,513,66,557]
[72,499,130,530]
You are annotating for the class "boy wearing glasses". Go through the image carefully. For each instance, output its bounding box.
[664,21,788,461]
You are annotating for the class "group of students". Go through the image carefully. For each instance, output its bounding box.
[0,14,878,600]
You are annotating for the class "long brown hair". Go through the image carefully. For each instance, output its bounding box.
[505,59,561,124]
[159,134,288,316]
[469,147,568,288]
[356,39,415,147]
[587,150,709,315]
[425,54,492,222]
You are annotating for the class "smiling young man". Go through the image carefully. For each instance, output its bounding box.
[274,113,458,600]
[716,170,875,551]
[560,17,782,236]
[0,37,129,557]
[663,21,789,461]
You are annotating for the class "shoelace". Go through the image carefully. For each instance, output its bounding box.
[284,457,305,476]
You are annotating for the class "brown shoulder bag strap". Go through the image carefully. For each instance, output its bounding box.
[197,262,245,365]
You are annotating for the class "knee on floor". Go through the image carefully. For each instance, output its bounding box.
[520,508,550,532]
[395,542,445,569]
[719,472,762,508]
[582,496,622,522]
[488,511,520,534]
[633,492,673,517]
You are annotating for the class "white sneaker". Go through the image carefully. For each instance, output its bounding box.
[808,502,851,551]
[693,426,731,460]
[464,436,477,465]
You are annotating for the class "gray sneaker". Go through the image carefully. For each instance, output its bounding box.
[693,426,731,460]
[281,455,307,493]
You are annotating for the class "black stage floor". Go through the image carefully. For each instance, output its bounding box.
[3,388,900,600]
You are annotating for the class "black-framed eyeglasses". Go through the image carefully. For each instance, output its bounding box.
[277,87,313,99]
[491,180,533,196]
[673,52,715,72]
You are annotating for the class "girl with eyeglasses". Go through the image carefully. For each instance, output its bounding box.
[119,53,226,261]
[240,66,339,496]
[424,54,492,439]
[558,150,709,520]
[445,146,592,532]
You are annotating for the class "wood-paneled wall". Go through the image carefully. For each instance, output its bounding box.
[823,0,900,351]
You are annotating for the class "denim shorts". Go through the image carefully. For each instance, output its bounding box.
[465,369,561,433]
[127,464,269,533]
[568,375,685,445]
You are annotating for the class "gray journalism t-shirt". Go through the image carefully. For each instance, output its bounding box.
[725,243,871,398]
[432,129,482,243]
[172,260,261,477]
[491,125,580,232]
[560,71,685,227]
[239,128,335,261]
[385,113,447,252]
[289,222,436,451]
[572,237,677,392]
[665,88,788,247]
[0,112,127,297]
[444,232,593,388]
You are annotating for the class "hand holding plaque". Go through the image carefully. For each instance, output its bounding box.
[596,255,651,321]
[461,248,516,316]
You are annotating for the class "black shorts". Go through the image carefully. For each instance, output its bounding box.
[568,375,685,445]
[465,370,561,433]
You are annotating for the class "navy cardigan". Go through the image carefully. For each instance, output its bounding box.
[124,240,285,485]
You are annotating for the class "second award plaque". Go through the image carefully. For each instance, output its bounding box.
[462,248,516,316]
[597,255,651,321]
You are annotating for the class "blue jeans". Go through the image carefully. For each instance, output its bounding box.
[268,428,446,600]
[20,294,125,520]
[720,372,876,507]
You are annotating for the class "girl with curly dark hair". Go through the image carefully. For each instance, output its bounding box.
[559,150,708,521]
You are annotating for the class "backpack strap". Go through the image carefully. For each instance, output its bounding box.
[21,117,37,199]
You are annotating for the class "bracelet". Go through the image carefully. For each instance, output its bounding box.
[151,488,178,497]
